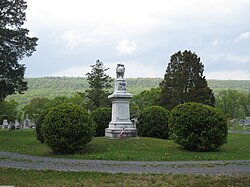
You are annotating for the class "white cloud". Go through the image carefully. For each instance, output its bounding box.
[211,39,226,46]
[50,61,164,78]
[211,53,250,64]
[62,32,92,49]
[50,66,91,77]
[106,61,164,78]
[226,54,250,64]
[116,39,137,55]
[26,0,250,39]
[235,32,250,42]
[206,70,250,80]
[212,39,219,46]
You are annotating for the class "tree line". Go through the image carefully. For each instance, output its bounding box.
[5,78,250,110]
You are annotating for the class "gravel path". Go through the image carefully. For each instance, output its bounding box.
[0,151,250,174]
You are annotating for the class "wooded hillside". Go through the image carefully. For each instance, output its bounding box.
[7,77,250,108]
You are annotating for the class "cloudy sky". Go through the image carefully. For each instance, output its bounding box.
[22,0,250,79]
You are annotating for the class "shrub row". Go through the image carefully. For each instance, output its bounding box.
[137,102,227,151]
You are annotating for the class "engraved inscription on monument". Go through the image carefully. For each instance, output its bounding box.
[117,80,126,91]
[117,104,129,120]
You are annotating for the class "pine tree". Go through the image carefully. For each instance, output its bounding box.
[85,60,113,110]
[0,0,38,100]
[159,50,215,110]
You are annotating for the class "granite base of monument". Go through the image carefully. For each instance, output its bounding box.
[105,127,137,138]
[104,96,138,138]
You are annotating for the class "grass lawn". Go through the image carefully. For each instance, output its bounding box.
[228,123,250,131]
[0,130,250,161]
[0,168,250,187]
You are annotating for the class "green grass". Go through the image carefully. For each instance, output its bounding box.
[0,168,250,187]
[0,130,50,156]
[228,123,250,131]
[0,130,250,161]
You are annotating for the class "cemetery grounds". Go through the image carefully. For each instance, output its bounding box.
[0,130,250,186]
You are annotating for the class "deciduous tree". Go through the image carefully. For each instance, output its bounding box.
[240,91,250,117]
[0,99,19,123]
[216,89,249,119]
[23,97,50,123]
[133,87,160,110]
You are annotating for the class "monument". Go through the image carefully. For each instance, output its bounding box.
[105,64,137,138]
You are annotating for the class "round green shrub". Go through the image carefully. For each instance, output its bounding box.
[36,109,51,143]
[137,105,170,139]
[90,107,111,136]
[42,103,96,154]
[169,102,228,151]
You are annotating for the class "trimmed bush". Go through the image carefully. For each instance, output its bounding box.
[138,105,170,139]
[42,103,96,154]
[169,102,228,151]
[36,109,51,143]
[91,107,111,136]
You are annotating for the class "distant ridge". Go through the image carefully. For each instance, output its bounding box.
[7,77,250,107]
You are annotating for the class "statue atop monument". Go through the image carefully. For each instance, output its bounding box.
[116,64,125,79]
[114,64,127,92]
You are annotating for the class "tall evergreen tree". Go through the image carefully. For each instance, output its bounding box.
[85,60,113,110]
[159,50,215,110]
[0,0,38,100]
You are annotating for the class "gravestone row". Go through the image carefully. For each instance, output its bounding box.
[1,115,35,130]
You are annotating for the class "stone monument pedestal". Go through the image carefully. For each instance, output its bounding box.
[105,65,137,138]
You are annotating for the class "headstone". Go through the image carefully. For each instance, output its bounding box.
[230,118,238,124]
[239,119,245,125]
[105,64,137,138]
[20,121,24,130]
[15,119,20,130]
[245,117,250,126]
[9,121,15,130]
[2,119,8,128]
[24,114,31,129]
